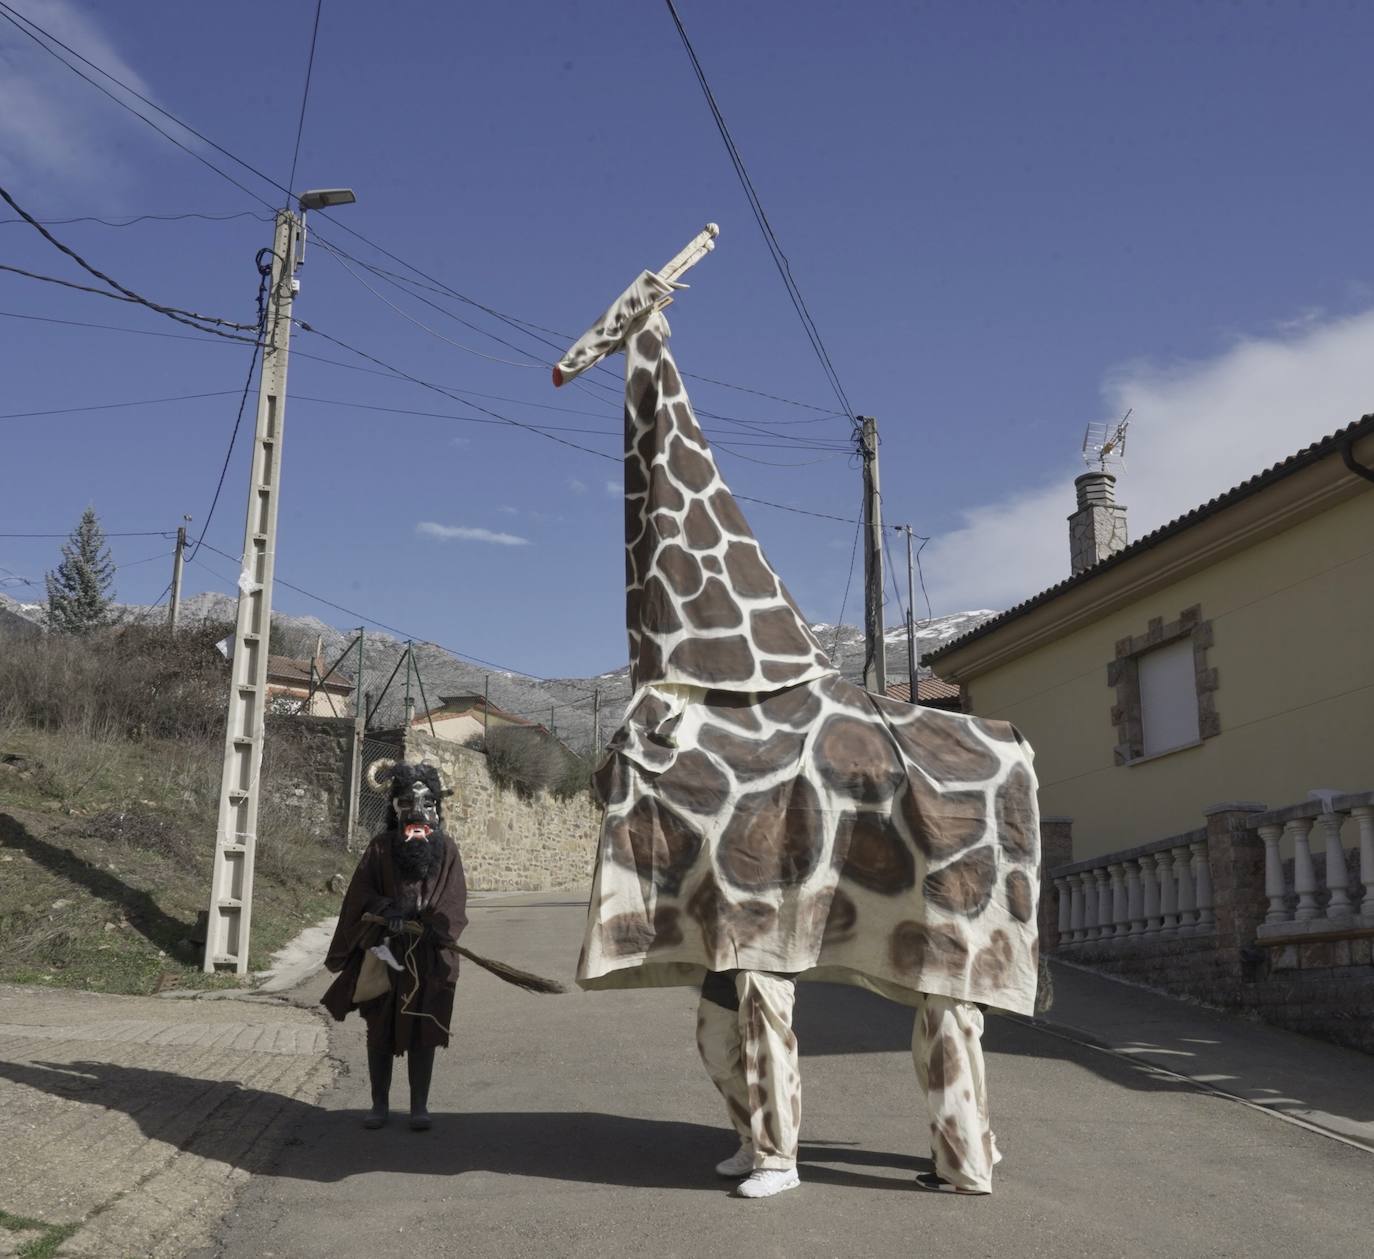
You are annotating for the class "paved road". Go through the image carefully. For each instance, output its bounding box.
[0,985,334,1258]
[203,894,1374,1259]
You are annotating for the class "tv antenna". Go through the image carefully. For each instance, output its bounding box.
[1082,408,1132,473]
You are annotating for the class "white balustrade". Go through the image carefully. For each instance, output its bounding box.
[1191,840,1214,929]
[1288,818,1319,921]
[1260,823,1286,924]
[1083,871,1101,941]
[1094,869,1113,942]
[1126,859,1145,936]
[1109,863,1129,939]
[1313,812,1352,918]
[1157,848,1179,935]
[1068,873,1086,943]
[1141,854,1163,934]
[1355,806,1374,922]
[1055,877,1072,943]
[1174,843,1198,932]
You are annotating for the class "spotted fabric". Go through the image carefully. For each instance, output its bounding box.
[912,994,1001,1192]
[560,271,1041,1016]
[696,970,800,1171]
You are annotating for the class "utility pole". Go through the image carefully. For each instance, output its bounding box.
[403,641,415,728]
[167,517,189,631]
[203,207,301,974]
[902,526,921,706]
[859,416,886,696]
[203,187,356,974]
[483,675,490,742]
[346,627,365,849]
[592,687,601,753]
[550,705,556,737]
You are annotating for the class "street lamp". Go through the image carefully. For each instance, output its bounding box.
[298,187,357,211]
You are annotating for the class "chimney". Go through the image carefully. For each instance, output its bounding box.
[1068,472,1128,574]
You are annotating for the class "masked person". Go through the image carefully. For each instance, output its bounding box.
[322,761,468,1131]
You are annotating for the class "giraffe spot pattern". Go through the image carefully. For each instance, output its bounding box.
[815,715,906,802]
[924,846,997,916]
[654,748,732,814]
[687,876,778,955]
[606,796,702,895]
[996,765,1037,861]
[899,775,987,860]
[833,811,916,894]
[668,634,755,683]
[1005,869,1034,923]
[682,578,743,631]
[890,921,969,976]
[717,777,825,892]
[892,713,1002,782]
[601,907,683,957]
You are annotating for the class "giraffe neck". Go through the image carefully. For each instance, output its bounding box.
[619,307,832,696]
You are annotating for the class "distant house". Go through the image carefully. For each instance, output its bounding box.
[265,653,355,717]
[925,413,1374,861]
[399,693,535,745]
[884,677,962,711]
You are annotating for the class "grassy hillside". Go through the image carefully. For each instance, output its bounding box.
[0,625,347,994]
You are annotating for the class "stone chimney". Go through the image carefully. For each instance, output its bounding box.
[1068,472,1128,574]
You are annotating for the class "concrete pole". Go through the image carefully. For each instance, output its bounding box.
[860,416,886,695]
[904,526,919,705]
[204,207,301,975]
[167,522,187,631]
[593,687,601,752]
[483,675,490,742]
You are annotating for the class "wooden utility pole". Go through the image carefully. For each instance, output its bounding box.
[483,675,490,741]
[859,416,886,695]
[402,641,415,728]
[204,207,301,974]
[167,519,188,631]
[345,627,365,848]
[902,526,921,705]
[592,687,601,752]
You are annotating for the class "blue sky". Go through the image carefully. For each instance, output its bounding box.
[3,0,1372,678]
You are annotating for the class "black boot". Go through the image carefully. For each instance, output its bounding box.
[364,1043,393,1129]
[407,1045,436,1131]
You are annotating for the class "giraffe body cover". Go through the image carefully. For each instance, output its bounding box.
[563,271,1042,1016]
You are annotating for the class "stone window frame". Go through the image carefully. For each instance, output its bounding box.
[1106,603,1219,766]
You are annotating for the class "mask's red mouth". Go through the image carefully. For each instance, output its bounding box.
[403,823,433,842]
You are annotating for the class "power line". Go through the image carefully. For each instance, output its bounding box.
[0,530,168,538]
[292,318,621,462]
[0,389,240,422]
[190,540,600,695]
[0,210,271,228]
[0,183,258,338]
[286,0,325,198]
[0,2,278,211]
[662,0,855,420]
[0,0,844,422]
[187,256,274,560]
[831,490,866,655]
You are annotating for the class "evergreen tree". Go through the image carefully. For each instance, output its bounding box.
[45,507,116,633]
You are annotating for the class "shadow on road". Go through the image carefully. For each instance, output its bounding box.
[0,1057,928,1191]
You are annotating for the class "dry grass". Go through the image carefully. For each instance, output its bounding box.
[0,626,348,993]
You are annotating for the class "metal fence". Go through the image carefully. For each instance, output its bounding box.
[357,733,403,839]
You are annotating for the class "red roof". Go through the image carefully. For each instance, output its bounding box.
[266,654,354,691]
[885,677,961,704]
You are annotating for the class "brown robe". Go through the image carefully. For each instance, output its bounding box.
[321,829,468,1053]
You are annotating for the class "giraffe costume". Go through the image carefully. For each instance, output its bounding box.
[555,263,1040,1194]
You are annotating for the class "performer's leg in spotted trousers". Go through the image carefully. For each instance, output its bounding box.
[695,969,801,1199]
[911,993,1001,1195]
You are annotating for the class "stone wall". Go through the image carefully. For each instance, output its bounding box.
[262,714,356,843]
[403,730,600,891]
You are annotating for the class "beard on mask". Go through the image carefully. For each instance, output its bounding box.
[392,829,444,882]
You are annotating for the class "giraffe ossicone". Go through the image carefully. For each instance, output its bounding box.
[562,264,1042,1017]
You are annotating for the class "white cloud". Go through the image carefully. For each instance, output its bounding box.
[605,480,620,496]
[924,307,1374,616]
[416,521,530,547]
[496,505,519,515]
[568,478,588,495]
[0,2,174,194]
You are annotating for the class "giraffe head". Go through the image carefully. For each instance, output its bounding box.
[552,270,682,387]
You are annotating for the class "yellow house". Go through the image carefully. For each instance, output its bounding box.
[925,414,1374,862]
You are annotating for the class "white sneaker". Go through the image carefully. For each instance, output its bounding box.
[735,1167,800,1199]
[715,1144,755,1177]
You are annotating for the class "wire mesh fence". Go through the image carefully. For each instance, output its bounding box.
[357,733,402,838]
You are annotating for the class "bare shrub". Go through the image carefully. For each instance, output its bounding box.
[473,725,593,800]
[0,619,230,742]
